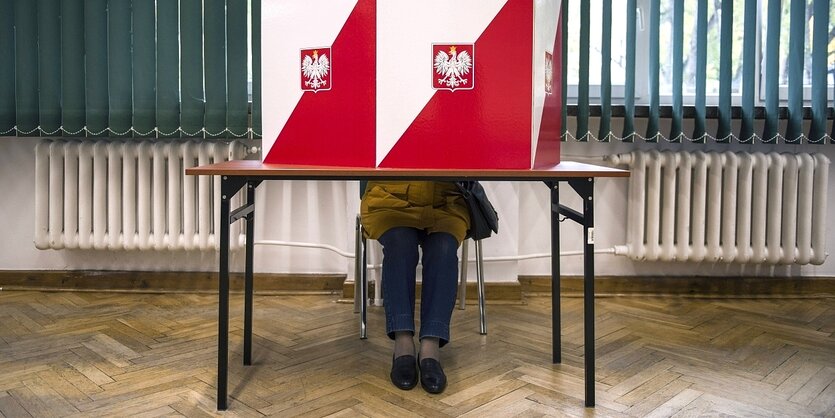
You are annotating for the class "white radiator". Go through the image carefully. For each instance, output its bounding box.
[34,139,247,251]
[609,150,829,265]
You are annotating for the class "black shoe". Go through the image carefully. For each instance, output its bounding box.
[418,357,447,394]
[390,355,418,390]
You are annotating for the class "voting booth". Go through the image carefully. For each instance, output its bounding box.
[262,0,563,169]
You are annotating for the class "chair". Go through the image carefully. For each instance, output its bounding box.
[353,183,487,339]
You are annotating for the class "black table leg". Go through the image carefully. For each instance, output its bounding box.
[566,178,595,407]
[552,178,598,407]
[218,184,231,411]
[244,181,257,366]
[549,181,561,364]
[217,176,248,411]
[582,178,595,407]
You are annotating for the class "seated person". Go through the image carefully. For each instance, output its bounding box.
[361,181,470,394]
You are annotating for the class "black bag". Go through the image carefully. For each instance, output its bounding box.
[455,181,499,240]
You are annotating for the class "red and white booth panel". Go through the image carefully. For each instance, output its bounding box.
[262,0,562,169]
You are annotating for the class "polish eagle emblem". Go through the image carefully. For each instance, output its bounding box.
[300,48,331,92]
[433,44,475,91]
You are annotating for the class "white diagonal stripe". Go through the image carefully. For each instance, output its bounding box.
[261,0,358,161]
[532,0,562,165]
[376,0,508,166]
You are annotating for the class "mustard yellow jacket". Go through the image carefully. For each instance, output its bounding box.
[360,181,470,243]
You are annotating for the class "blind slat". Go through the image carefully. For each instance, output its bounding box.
[575,0,590,141]
[252,0,261,138]
[740,0,757,142]
[0,0,13,133]
[133,0,156,135]
[180,0,205,136]
[14,0,39,134]
[763,0,781,141]
[622,0,637,141]
[108,0,132,137]
[670,0,684,142]
[560,0,567,140]
[693,0,707,142]
[37,0,60,134]
[204,0,227,138]
[598,0,611,141]
[809,0,828,143]
[785,0,805,142]
[226,0,248,136]
[0,0,16,134]
[716,0,733,142]
[84,0,108,137]
[156,0,180,138]
[61,1,85,134]
[645,0,660,141]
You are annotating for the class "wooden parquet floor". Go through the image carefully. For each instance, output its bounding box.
[0,290,833,417]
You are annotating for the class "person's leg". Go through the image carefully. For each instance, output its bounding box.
[378,227,421,357]
[418,232,460,358]
[379,227,423,390]
[416,231,459,394]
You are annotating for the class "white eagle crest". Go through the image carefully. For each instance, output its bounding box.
[301,50,330,91]
[434,46,472,89]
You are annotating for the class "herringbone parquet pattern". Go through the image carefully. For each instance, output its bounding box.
[0,290,833,417]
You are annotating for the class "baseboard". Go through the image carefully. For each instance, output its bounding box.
[343,275,835,302]
[2,271,832,298]
[0,271,345,294]
[520,275,835,297]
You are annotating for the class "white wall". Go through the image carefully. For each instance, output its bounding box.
[2,116,833,281]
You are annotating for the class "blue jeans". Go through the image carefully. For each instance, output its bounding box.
[377,227,459,347]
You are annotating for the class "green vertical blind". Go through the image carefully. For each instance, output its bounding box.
[785,0,805,142]
[621,0,637,141]
[575,0,590,141]
[811,0,830,143]
[763,0,781,141]
[670,0,683,142]
[252,0,262,140]
[564,0,834,144]
[0,0,260,138]
[693,0,708,142]
[0,1,13,130]
[645,0,660,142]
[597,0,611,141]
[717,0,734,142]
[15,0,38,135]
[740,0,757,142]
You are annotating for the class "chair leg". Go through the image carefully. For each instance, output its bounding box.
[458,239,469,310]
[475,239,487,335]
[354,215,362,314]
[371,240,383,306]
[360,236,368,339]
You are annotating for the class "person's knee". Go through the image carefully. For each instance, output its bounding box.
[379,227,420,257]
[424,233,459,261]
